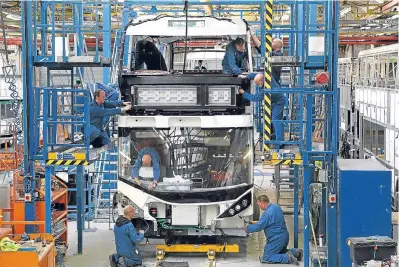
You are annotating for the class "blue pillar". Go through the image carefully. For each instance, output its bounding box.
[22,0,37,233]
[123,5,130,67]
[40,2,48,56]
[77,165,85,254]
[327,1,340,266]
[73,2,84,80]
[45,166,52,233]
[103,2,111,84]
[293,165,299,248]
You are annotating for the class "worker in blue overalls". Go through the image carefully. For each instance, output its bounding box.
[238,73,286,149]
[222,37,247,75]
[245,195,303,264]
[110,205,145,267]
[132,147,161,190]
[88,89,131,147]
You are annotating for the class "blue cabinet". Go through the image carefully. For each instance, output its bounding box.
[337,159,392,267]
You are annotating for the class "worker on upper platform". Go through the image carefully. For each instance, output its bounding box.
[110,205,145,267]
[245,195,303,265]
[132,147,161,190]
[89,89,131,147]
[222,37,246,75]
[249,29,284,85]
[238,73,286,149]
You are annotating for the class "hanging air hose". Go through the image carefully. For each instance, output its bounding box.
[0,3,23,155]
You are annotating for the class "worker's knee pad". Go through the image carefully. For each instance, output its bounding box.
[117,257,142,267]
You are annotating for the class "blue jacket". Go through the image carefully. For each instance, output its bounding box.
[132,147,161,181]
[272,50,283,85]
[247,203,289,242]
[242,73,285,104]
[114,216,144,261]
[254,47,284,85]
[90,100,123,130]
[222,41,245,75]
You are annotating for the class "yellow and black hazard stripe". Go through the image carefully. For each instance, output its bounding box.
[45,160,89,166]
[264,0,274,155]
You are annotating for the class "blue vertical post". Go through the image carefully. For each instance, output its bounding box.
[73,2,84,79]
[40,2,48,57]
[123,5,130,67]
[293,165,299,248]
[45,166,52,233]
[77,165,85,254]
[103,1,111,84]
[327,1,340,266]
[321,183,327,238]
[22,0,36,233]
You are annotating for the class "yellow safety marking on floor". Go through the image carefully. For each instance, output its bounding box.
[155,244,239,253]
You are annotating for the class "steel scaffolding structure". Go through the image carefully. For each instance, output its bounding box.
[21,1,340,266]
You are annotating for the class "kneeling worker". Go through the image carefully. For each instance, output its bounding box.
[245,195,302,264]
[110,205,145,267]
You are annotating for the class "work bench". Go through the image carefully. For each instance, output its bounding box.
[0,233,56,267]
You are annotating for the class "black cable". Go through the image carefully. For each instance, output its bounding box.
[182,0,189,74]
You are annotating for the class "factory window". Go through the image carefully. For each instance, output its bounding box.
[363,119,385,158]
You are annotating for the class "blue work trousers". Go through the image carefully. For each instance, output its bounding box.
[261,233,299,263]
[111,254,142,266]
[271,96,286,149]
[89,125,110,147]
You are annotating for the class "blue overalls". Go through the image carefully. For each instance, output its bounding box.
[222,41,246,75]
[241,73,286,148]
[112,216,144,266]
[89,99,123,147]
[247,203,298,263]
[132,147,161,181]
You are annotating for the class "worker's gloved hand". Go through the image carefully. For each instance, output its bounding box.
[243,19,250,32]
[238,75,247,79]
[148,180,158,191]
[123,101,131,106]
[121,105,132,112]
[134,177,141,186]
[238,89,245,94]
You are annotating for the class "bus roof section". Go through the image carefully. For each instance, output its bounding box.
[125,15,247,38]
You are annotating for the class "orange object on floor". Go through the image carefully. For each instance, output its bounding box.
[0,233,55,267]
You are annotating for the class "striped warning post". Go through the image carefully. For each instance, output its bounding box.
[45,160,89,166]
[263,0,274,157]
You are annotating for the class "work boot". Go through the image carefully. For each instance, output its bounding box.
[287,251,299,265]
[109,255,117,267]
[295,249,303,262]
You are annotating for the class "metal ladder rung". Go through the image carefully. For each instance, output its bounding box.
[279,189,294,192]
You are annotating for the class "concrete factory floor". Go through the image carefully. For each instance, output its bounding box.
[65,167,305,267]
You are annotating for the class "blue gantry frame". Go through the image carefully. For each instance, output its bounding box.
[22,1,339,266]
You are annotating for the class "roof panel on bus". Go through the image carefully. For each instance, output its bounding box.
[126,15,247,37]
